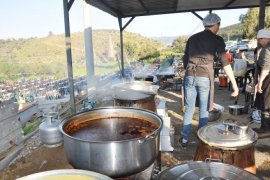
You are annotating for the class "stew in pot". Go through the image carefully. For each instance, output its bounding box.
[64,117,158,141]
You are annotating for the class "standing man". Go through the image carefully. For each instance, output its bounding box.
[180,13,239,147]
[253,29,270,133]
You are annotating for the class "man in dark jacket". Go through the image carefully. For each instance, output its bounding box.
[180,13,239,147]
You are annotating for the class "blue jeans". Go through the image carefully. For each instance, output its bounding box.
[181,76,210,141]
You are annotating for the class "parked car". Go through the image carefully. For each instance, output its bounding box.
[225,41,237,51]
[241,39,257,50]
[236,43,249,51]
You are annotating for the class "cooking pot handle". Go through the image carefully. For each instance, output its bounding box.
[222,119,237,134]
[138,132,157,144]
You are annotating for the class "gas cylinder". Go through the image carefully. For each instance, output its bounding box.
[39,112,63,147]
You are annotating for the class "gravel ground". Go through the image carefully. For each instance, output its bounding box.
[10,133,42,165]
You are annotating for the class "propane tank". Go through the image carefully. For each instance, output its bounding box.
[39,112,63,147]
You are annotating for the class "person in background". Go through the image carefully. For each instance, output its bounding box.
[253,29,270,133]
[233,49,247,59]
[181,13,239,147]
[226,49,233,63]
[242,48,256,93]
[233,48,240,59]
[240,50,247,59]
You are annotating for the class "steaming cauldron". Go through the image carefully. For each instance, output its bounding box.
[59,107,162,178]
[194,122,258,174]
[113,81,158,112]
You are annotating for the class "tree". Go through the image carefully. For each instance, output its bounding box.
[171,36,188,52]
[242,7,270,39]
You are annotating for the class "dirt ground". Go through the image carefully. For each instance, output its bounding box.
[0,81,270,180]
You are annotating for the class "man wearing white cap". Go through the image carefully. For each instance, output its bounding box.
[253,29,270,133]
[180,13,239,147]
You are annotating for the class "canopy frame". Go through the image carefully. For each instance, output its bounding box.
[63,0,268,113]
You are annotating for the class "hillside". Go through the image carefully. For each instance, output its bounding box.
[0,30,165,81]
[0,23,244,81]
[218,23,243,41]
[150,23,244,48]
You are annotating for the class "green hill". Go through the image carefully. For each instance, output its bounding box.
[218,23,244,41]
[0,30,165,81]
[0,24,245,82]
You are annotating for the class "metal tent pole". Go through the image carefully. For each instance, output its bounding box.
[258,0,266,30]
[83,1,95,91]
[118,17,125,78]
[63,0,76,113]
[118,16,135,78]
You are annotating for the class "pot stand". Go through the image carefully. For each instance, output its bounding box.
[114,153,161,180]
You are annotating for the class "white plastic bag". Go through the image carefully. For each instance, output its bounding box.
[233,59,247,77]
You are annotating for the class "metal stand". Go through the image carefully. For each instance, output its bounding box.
[151,151,162,179]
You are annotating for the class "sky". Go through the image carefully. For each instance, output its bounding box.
[0,0,248,40]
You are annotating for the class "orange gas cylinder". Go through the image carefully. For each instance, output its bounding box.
[219,76,228,87]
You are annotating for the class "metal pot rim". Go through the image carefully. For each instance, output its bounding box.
[157,161,260,179]
[197,122,258,150]
[59,107,163,143]
[228,105,245,108]
[228,105,245,115]
[17,169,113,180]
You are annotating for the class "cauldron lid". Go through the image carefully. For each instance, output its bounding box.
[157,161,260,180]
[113,89,152,101]
[197,122,257,150]
[112,81,158,94]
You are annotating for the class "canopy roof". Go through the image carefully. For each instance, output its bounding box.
[86,0,270,18]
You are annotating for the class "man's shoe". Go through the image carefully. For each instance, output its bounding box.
[179,137,188,148]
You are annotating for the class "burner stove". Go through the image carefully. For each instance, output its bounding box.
[114,156,161,180]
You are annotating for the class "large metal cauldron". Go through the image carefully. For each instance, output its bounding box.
[194,122,258,174]
[157,161,260,180]
[113,81,158,112]
[114,90,157,112]
[59,107,163,178]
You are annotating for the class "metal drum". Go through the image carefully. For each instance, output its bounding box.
[113,81,158,112]
[157,161,260,180]
[194,122,258,174]
[59,107,163,178]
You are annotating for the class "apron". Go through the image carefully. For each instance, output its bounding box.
[254,74,270,111]
[186,60,214,111]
